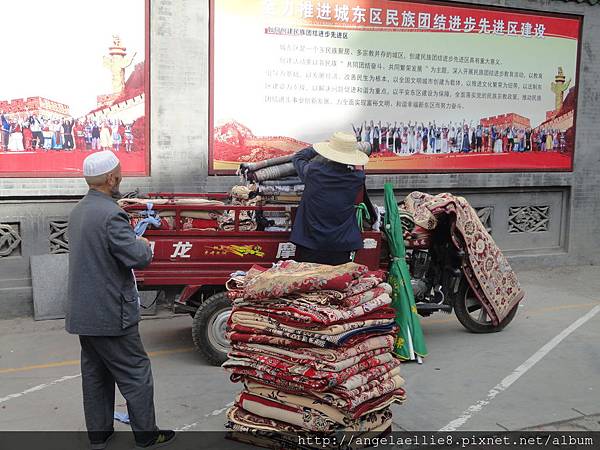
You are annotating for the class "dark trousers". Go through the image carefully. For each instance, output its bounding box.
[64,134,74,149]
[295,245,352,266]
[33,131,44,148]
[79,330,157,445]
[372,138,379,153]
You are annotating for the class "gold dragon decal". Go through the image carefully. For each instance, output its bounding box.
[204,244,265,257]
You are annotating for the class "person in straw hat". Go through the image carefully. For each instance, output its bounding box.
[65,150,175,449]
[290,131,370,265]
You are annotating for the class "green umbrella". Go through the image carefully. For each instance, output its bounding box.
[383,183,428,361]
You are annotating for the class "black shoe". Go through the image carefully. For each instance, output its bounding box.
[135,430,176,449]
[90,430,115,450]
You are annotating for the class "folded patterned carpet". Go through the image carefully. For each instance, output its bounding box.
[230,300,395,329]
[231,292,393,327]
[226,322,397,348]
[226,405,393,435]
[227,270,387,304]
[235,373,405,417]
[244,380,404,419]
[224,262,407,442]
[235,392,393,433]
[230,334,395,369]
[225,352,397,386]
[242,261,370,300]
[403,191,524,324]
[225,356,401,392]
[228,320,396,348]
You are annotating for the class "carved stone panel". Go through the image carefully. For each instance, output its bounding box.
[49,221,69,254]
[508,206,550,233]
[0,223,22,257]
[474,206,493,234]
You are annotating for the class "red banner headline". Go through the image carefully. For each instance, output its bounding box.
[262,0,581,40]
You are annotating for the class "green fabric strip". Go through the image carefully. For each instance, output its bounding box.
[383,183,427,360]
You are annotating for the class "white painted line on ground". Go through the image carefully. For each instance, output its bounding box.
[439,304,600,432]
[175,401,234,431]
[0,373,81,405]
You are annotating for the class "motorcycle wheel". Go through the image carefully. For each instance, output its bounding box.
[192,292,231,366]
[454,280,518,333]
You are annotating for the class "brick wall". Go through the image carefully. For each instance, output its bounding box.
[0,96,70,117]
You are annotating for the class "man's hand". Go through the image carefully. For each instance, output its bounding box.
[137,236,150,246]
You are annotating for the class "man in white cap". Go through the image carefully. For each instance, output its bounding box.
[66,150,175,449]
[290,131,369,265]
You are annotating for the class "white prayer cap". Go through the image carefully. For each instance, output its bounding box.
[83,150,120,177]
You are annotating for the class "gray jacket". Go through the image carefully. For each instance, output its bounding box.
[66,189,152,336]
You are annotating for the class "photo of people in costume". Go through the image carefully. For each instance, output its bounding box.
[210,0,581,173]
[0,0,148,177]
[351,120,568,155]
[0,116,138,154]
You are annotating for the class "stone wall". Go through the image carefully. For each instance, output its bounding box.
[1,0,599,318]
[87,94,145,123]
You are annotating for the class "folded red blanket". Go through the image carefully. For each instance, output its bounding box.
[228,323,398,349]
[226,351,396,385]
[225,358,401,392]
[350,389,406,418]
[232,305,396,329]
[226,330,311,348]
[242,261,369,300]
[234,375,404,416]
[231,342,390,370]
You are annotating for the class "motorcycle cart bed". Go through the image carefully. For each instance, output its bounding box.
[124,192,517,365]
[123,192,383,365]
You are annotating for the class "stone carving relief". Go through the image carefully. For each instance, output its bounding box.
[0,223,22,257]
[49,221,69,254]
[508,206,550,233]
[474,206,493,234]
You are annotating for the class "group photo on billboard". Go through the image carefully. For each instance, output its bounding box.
[210,0,581,173]
[0,0,149,178]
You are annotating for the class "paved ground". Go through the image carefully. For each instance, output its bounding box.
[1,265,599,434]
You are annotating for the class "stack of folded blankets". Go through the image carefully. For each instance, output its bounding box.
[223,261,406,449]
[237,155,305,231]
[217,185,260,231]
[257,179,304,206]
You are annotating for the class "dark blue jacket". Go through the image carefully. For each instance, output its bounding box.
[290,147,365,252]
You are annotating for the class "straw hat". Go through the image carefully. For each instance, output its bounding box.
[313,131,370,166]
